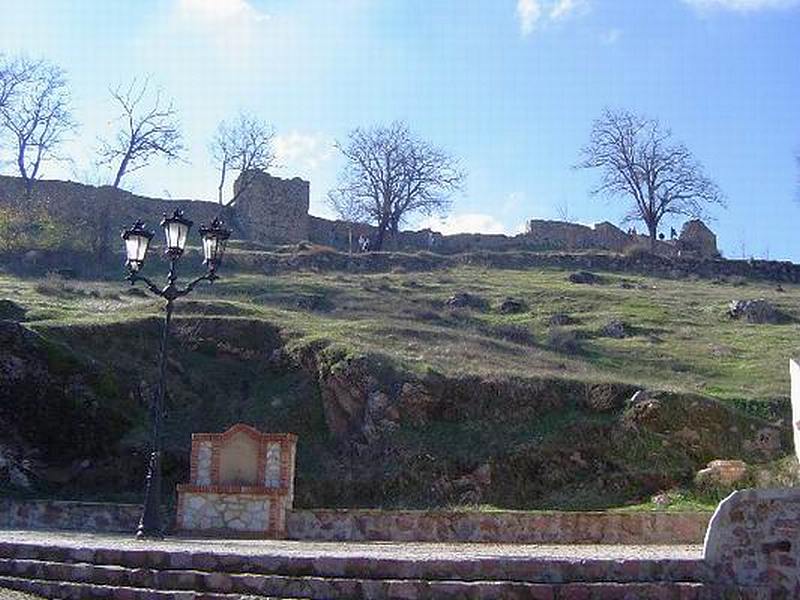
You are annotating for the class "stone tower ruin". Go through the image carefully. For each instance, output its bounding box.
[233,171,310,244]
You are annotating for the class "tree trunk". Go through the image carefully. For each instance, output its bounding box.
[113,154,130,188]
[217,162,227,205]
[373,222,387,251]
[647,222,657,251]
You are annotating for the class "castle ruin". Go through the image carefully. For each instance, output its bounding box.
[0,170,719,259]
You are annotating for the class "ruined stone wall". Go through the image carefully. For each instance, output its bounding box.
[0,175,227,254]
[234,172,309,244]
[0,174,719,258]
[704,488,800,597]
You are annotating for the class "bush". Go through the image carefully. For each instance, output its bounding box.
[547,326,581,354]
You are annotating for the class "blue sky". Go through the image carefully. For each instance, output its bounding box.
[1,0,799,258]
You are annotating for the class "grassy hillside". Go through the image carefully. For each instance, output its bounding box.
[1,250,798,510]
[4,260,797,401]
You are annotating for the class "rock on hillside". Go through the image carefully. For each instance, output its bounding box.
[728,299,784,324]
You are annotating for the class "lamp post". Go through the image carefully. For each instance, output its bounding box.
[122,209,231,538]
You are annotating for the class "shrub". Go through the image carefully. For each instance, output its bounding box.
[547,326,581,354]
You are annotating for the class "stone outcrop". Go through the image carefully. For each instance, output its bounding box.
[694,459,749,487]
[728,299,783,324]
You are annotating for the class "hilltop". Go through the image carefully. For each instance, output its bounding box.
[1,243,798,511]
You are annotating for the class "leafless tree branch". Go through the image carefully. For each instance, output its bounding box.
[577,108,725,248]
[98,77,184,188]
[329,122,464,250]
[210,113,275,207]
[0,56,76,197]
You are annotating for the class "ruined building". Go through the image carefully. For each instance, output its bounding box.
[0,170,719,258]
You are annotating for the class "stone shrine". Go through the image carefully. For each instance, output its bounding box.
[176,424,297,537]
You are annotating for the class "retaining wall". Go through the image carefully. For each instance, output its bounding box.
[0,499,711,544]
[0,498,140,533]
[285,509,711,544]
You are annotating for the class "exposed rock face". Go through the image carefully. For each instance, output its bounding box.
[498,297,526,314]
[728,299,783,324]
[568,271,603,285]
[548,313,575,327]
[600,319,627,339]
[695,459,749,487]
[444,292,486,310]
[624,390,786,464]
[585,383,629,413]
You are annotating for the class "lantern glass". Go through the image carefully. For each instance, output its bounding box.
[199,218,231,273]
[161,210,193,256]
[122,221,154,272]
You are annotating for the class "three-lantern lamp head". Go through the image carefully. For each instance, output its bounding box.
[122,210,231,276]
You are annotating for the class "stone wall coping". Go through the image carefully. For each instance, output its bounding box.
[176,484,290,495]
[0,498,141,509]
[292,508,713,517]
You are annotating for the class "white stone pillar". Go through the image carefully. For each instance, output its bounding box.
[789,359,800,463]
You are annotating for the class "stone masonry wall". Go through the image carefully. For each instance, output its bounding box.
[0,174,721,259]
[0,498,710,544]
[234,172,309,244]
[704,488,800,597]
[0,498,140,533]
[286,509,711,544]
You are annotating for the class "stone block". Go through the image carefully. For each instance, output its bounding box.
[790,359,800,463]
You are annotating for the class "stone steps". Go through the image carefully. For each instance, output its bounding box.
[0,564,764,600]
[0,575,266,599]
[0,539,768,600]
[0,542,709,584]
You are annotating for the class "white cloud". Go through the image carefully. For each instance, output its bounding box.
[273,132,335,175]
[517,0,543,35]
[682,0,799,11]
[419,213,508,235]
[517,0,589,35]
[550,0,589,20]
[177,0,269,24]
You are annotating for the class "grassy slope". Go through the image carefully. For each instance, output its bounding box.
[5,262,797,403]
[2,255,799,510]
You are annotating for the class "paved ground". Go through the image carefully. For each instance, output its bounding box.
[0,530,704,561]
[0,589,45,599]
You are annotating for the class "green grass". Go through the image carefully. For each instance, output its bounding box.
[4,262,797,403]
[3,254,798,510]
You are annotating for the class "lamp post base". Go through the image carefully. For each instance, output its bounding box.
[136,450,164,539]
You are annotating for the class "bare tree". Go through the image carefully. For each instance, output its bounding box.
[0,55,30,112]
[210,113,275,207]
[99,78,184,188]
[577,108,724,248]
[0,57,76,196]
[329,122,464,251]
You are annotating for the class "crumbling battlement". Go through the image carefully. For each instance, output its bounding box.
[0,172,719,259]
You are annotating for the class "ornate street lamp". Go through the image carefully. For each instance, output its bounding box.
[121,208,231,539]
